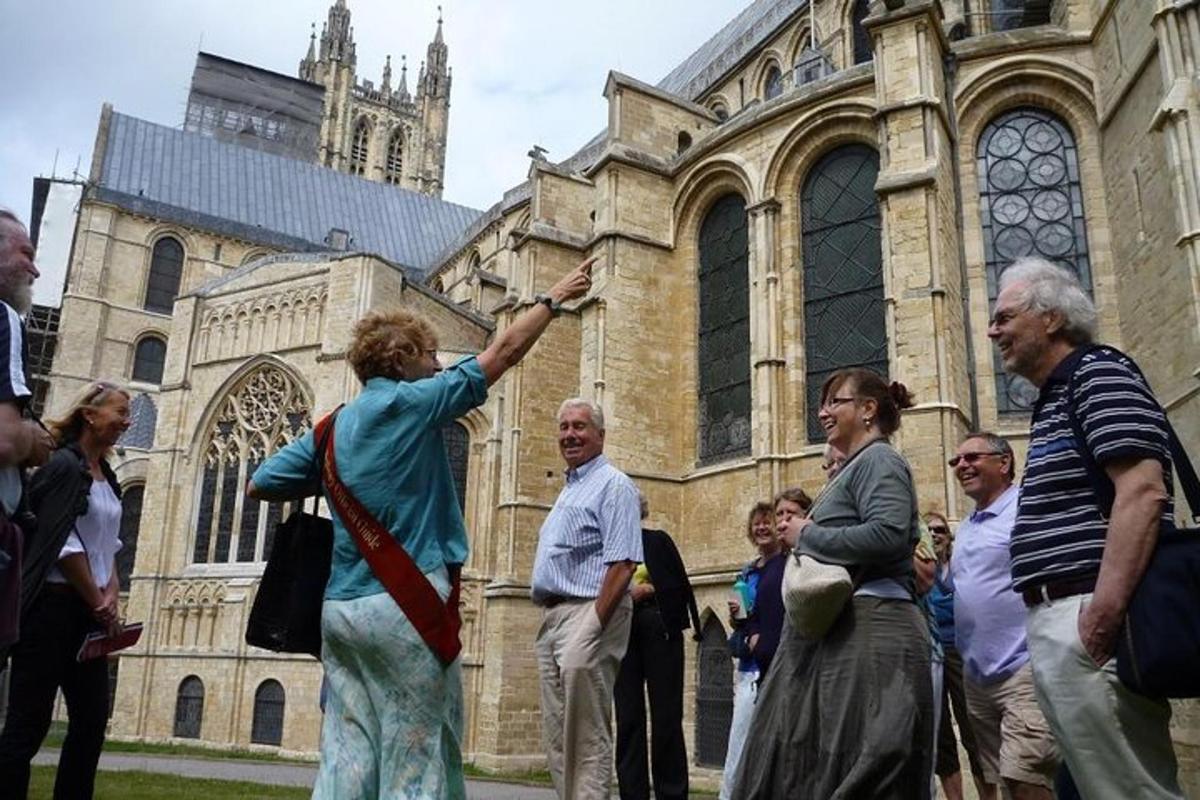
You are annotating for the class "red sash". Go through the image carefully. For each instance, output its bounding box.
[315,413,462,666]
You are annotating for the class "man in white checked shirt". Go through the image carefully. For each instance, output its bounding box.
[533,397,642,800]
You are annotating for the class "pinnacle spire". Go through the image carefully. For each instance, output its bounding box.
[434,5,444,44]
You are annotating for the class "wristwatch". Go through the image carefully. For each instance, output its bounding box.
[534,292,563,317]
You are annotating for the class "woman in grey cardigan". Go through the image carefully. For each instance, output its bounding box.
[732,368,934,799]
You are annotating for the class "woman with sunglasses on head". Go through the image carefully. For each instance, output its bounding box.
[0,382,131,799]
[732,368,932,800]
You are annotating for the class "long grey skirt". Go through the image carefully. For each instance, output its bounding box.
[731,596,934,800]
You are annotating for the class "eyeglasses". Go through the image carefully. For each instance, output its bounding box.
[928,525,949,535]
[84,381,118,403]
[948,451,1004,468]
[821,396,857,410]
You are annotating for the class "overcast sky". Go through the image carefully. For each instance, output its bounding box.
[0,0,744,219]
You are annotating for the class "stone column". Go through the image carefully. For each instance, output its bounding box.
[864,0,974,516]
[1151,2,1200,789]
[748,198,785,495]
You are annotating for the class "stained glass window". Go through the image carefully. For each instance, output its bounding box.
[385,129,404,185]
[443,422,469,512]
[145,237,184,313]
[976,108,1093,412]
[251,680,285,746]
[192,366,311,564]
[174,676,204,738]
[802,145,886,441]
[697,194,751,464]
[764,65,783,100]
[132,336,167,384]
[694,616,733,767]
[350,118,370,176]
[116,484,143,592]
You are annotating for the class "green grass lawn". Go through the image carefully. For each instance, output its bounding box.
[42,722,313,765]
[30,766,310,799]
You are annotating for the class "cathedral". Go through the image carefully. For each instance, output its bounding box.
[29,0,1200,790]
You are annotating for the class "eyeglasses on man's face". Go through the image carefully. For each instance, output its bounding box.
[948,451,1004,468]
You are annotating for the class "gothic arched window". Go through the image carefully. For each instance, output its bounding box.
[852,0,873,65]
[251,679,286,746]
[976,108,1093,412]
[350,118,371,176]
[116,483,144,592]
[694,615,733,767]
[697,194,751,464]
[385,129,404,184]
[443,422,469,512]
[145,237,184,313]
[802,144,886,442]
[132,335,167,384]
[193,366,311,564]
[174,676,204,739]
[763,65,783,100]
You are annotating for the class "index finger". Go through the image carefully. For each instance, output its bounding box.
[578,255,600,276]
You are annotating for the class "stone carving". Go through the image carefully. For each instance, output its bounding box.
[197,285,327,363]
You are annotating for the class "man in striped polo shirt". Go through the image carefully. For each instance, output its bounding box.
[532,397,642,800]
[989,256,1184,799]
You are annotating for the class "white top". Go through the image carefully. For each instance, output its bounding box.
[45,478,123,589]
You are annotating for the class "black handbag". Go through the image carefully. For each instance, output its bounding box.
[1064,348,1200,698]
[245,410,338,659]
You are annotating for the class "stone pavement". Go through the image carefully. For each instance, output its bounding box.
[33,749,559,799]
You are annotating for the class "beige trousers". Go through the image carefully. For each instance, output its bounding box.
[536,597,632,800]
[1025,592,1184,800]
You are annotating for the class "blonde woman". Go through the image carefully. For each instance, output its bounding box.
[0,381,131,798]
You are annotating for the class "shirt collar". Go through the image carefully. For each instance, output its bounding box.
[971,484,1018,521]
[565,453,608,483]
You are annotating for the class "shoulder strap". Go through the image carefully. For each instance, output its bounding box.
[315,412,462,666]
[1063,345,1200,522]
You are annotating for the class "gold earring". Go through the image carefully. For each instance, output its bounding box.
[864,417,874,429]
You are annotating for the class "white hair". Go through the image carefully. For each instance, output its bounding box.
[557,397,605,431]
[998,257,1097,345]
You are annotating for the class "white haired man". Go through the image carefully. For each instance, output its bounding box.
[988,256,1184,799]
[532,398,642,800]
[0,210,52,651]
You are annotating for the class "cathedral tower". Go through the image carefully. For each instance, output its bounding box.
[299,0,451,197]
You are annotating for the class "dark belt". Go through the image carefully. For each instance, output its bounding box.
[541,594,581,609]
[1021,575,1097,608]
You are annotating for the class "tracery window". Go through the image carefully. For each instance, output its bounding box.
[976,108,1093,412]
[694,616,733,767]
[251,679,286,746]
[350,118,370,176]
[116,483,144,591]
[763,65,783,100]
[145,236,184,313]
[174,676,204,738]
[192,366,311,565]
[801,144,886,442]
[697,194,751,464]
[385,129,404,185]
[852,0,873,65]
[443,422,469,512]
[132,335,167,384]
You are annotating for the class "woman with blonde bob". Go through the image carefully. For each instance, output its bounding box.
[250,257,596,799]
[734,367,932,799]
[0,381,131,798]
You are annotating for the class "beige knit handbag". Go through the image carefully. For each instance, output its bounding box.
[781,469,853,638]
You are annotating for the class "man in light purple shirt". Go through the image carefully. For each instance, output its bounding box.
[950,432,1058,800]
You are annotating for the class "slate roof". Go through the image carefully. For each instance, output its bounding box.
[657,0,807,101]
[118,393,157,450]
[95,111,483,275]
[429,0,809,276]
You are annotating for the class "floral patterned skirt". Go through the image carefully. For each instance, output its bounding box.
[313,568,464,800]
